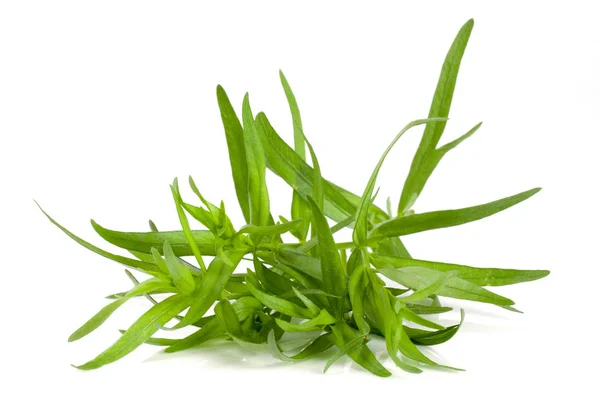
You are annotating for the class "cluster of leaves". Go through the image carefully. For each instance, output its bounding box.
[39,19,548,377]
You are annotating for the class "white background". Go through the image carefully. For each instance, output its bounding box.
[1,1,598,398]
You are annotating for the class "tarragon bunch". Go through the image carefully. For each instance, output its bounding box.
[39,19,548,377]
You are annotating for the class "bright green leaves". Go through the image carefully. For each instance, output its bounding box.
[255,112,365,223]
[91,220,216,257]
[378,267,514,306]
[275,309,336,332]
[371,254,550,287]
[74,294,191,370]
[348,249,370,334]
[43,18,549,378]
[161,241,196,295]
[247,282,314,319]
[353,118,447,246]
[324,333,369,373]
[370,188,541,240]
[68,297,129,342]
[242,94,271,228]
[329,322,391,377]
[279,70,305,160]
[399,19,475,215]
[217,85,250,222]
[171,179,207,271]
[37,203,162,276]
[180,249,247,327]
[280,70,312,242]
[307,197,346,316]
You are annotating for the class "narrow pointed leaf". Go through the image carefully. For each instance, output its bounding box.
[164,317,225,353]
[36,203,162,276]
[329,322,391,377]
[307,197,346,315]
[162,241,196,295]
[371,254,550,287]
[179,249,247,326]
[171,179,207,271]
[275,309,336,332]
[290,333,334,360]
[242,94,270,228]
[407,309,465,346]
[68,297,129,342]
[399,19,475,214]
[377,267,514,306]
[74,294,191,370]
[324,334,369,373]
[247,282,314,319]
[353,118,447,245]
[371,188,541,240]
[91,220,216,257]
[217,85,250,222]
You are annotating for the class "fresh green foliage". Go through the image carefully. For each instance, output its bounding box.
[39,19,548,377]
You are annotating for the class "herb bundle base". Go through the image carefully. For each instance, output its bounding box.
[39,19,548,377]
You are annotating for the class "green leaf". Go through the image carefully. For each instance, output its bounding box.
[396,314,462,371]
[126,277,176,298]
[364,269,392,333]
[280,70,312,242]
[217,85,250,222]
[384,310,423,374]
[267,330,295,362]
[274,248,322,281]
[242,93,270,228]
[291,195,311,242]
[290,333,334,360]
[74,294,191,370]
[406,309,465,346]
[255,112,368,222]
[324,333,369,373]
[118,330,181,347]
[280,70,305,160]
[409,123,482,203]
[371,188,541,240]
[328,322,390,377]
[179,249,247,326]
[91,220,216,257]
[164,317,225,353]
[292,287,320,316]
[247,282,314,319]
[399,271,458,303]
[214,299,243,338]
[36,203,163,276]
[377,267,514,306]
[215,300,266,352]
[400,307,445,330]
[406,303,453,315]
[307,197,346,316]
[275,309,336,332]
[353,118,447,246]
[171,179,207,271]
[68,297,129,342]
[347,251,370,334]
[399,19,475,214]
[232,296,264,321]
[162,241,196,295]
[254,258,293,295]
[371,254,550,287]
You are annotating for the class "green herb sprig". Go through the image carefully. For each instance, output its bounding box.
[39,19,548,377]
